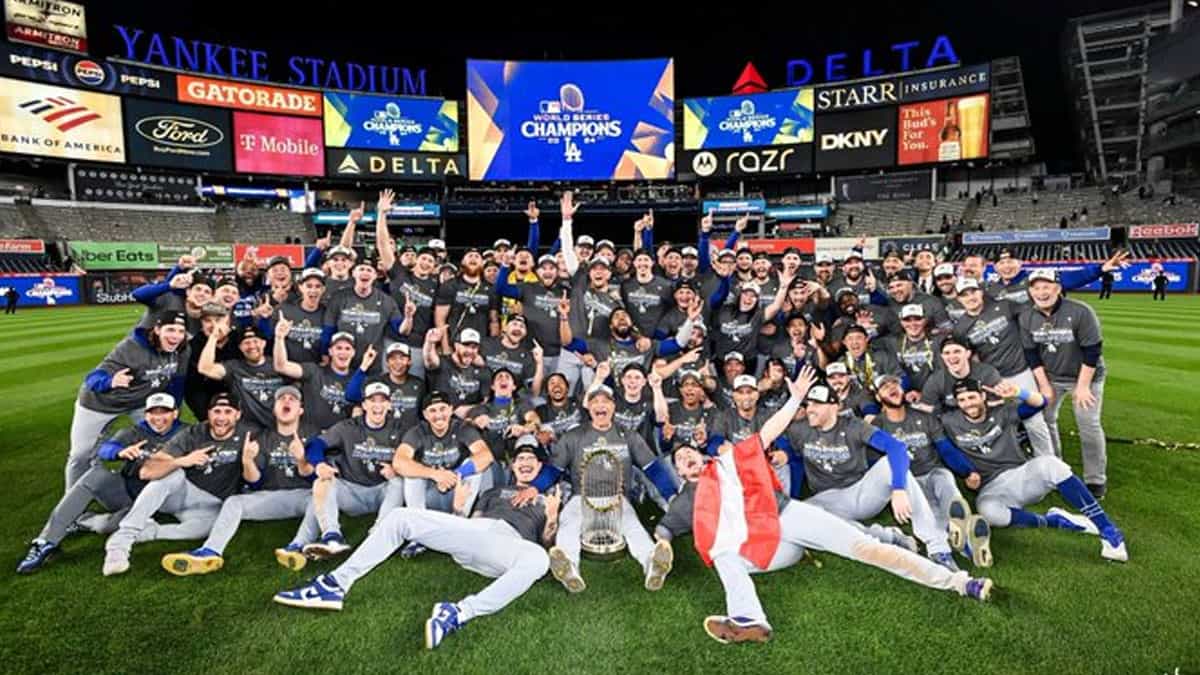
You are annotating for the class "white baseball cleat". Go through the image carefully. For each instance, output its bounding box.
[548,546,586,593]
[1100,527,1129,563]
[947,498,971,551]
[102,550,130,577]
[1047,507,1099,535]
[644,540,673,591]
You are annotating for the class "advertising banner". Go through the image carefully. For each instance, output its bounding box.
[983,260,1192,292]
[765,205,828,219]
[701,199,767,215]
[5,0,87,53]
[814,106,896,172]
[0,238,44,253]
[835,170,931,202]
[324,148,464,181]
[877,234,946,254]
[157,243,234,268]
[814,79,899,112]
[234,243,305,268]
[683,89,814,150]
[898,93,990,165]
[0,43,175,98]
[814,237,880,260]
[0,273,82,306]
[123,98,232,171]
[1128,223,1198,239]
[899,63,990,102]
[963,227,1111,245]
[680,144,812,179]
[323,92,458,152]
[68,241,159,270]
[233,111,324,176]
[466,58,675,180]
[84,270,165,304]
[177,74,322,117]
[0,77,123,162]
[716,237,815,255]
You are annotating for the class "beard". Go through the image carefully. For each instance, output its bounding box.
[462,261,483,277]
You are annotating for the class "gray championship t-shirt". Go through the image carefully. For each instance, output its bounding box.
[401,418,484,470]
[164,420,260,500]
[884,334,944,393]
[535,400,587,438]
[785,416,880,495]
[218,359,286,428]
[388,267,438,348]
[621,275,674,336]
[297,363,353,431]
[871,408,945,477]
[319,416,406,486]
[78,334,191,414]
[474,486,549,544]
[1019,298,1105,384]
[255,420,322,491]
[939,402,1028,485]
[920,362,1003,413]
[550,423,657,492]
[954,299,1027,377]
[436,277,494,342]
[481,337,536,385]
[367,374,425,428]
[274,301,326,364]
[508,280,570,357]
[568,283,624,343]
[323,286,401,364]
[430,359,492,408]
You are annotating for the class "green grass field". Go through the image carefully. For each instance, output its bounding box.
[1,296,1198,675]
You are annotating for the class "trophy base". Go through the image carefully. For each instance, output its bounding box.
[581,531,626,562]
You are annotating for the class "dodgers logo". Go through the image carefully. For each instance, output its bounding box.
[522,83,622,164]
[718,99,777,145]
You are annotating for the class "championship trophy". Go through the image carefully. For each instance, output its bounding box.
[579,446,625,560]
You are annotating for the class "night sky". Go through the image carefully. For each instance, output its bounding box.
[83,0,1150,172]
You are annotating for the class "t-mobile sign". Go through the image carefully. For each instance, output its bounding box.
[233,111,324,176]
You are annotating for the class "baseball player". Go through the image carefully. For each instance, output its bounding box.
[918,336,1005,414]
[395,391,496,521]
[102,392,257,576]
[1019,269,1111,497]
[346,342,426,428]
[824,362,879,419]
[622,245,675,336]
[663,369,712,452]
[466,369,536,465]
[19,393,185,574]
[932,263,966,323]
[131,259,210,335]
[953,276,1055,457]
[434,248,496,352]
[871,374,991,567]
[537,385,677,593]
[494,253,572,378]
[321,257,404,372]
[559,297,696,392]
[160,386,318,575]
[273,318,356,430]
[987,249,1126,306]
[882,304,943,395]
[875,270,951,332]
[659,378,991,643]
[828,287,899,346]
[424,327,493,416]
[273,436,557,650]
[66,310,191,491]
[939,378,1127,562]
[277,382,406,566]
[197,323,284,428]
[263,267,328,365]
[533,372,586,442]
[184,304,241,420]
[480,314,543,396]
[834,324,901,393]
[776,380,961,571]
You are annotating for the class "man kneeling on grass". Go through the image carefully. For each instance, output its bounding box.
[656,367,993,645]
[273,435,558,651]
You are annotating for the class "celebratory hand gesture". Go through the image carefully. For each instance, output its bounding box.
[242,433,259,462]
[117,440,149,462]
[560,190,580,220]
[1101,250,1131,273]
[524,200,540,222]
[557,290,571,318]
[359,344,377,372]
[111,368,134,389]
[734,213,749,234]
[377,189,395,215]
[700,208,714,234]
[787,364,817,401]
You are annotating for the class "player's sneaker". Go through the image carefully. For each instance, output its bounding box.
[966,516,993,568]
[303,532,351,560]
[425,602,461,649]
[947,498,971,551]
[1100,526,1129,563]
[1046,507,1099,535]
[273,573,345,611]
[399,542,428,559]
[1087,483,1106,500]
[102,550,129,577]
[886,527,920,554]
[703,615,773,644]
[547,546,585,593]
[964,577,993,602]
[644,539,673,591]
[930,551,960,572]
[274,543,307,571]
[161,547,224,576]
[17,540,58,575]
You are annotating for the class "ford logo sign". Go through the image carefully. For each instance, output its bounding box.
[135,115,223,149]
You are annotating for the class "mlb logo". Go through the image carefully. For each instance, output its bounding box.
[539,100,561,114]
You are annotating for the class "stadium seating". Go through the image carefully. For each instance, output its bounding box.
[969,188,1109,231]
[1119,193,1200,225]
[225,208,316,244]
[0,253,65,274]
[953,242,1114,261]
[829,199,965,235]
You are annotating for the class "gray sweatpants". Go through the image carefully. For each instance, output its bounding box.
[202,489,310,555]
[713,500,969,623]
[1044,378,1107,485]
[39,465,132,544]
[914,468,964,536]
[331,508,549,622]
[106,470,222,555]
[1010,368,1054,458]
[66,400,144,491]
[976,455,1073,527]
[555,495,654,570]
[804,459,951,555]
[403,472,487,515]
[290,478,403,546]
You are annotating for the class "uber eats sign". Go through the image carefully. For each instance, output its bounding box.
[69,241,159,270]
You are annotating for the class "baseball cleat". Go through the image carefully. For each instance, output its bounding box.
[930,551,960,572]
[548,546,585,593]
[17,540,58,575]
[947,498,971,551]
[644,539,673,591]
[965,577,993,602]
[1100,526,1129,563]
[1046,507,1099,535]
[273,573,345,611]
[1087,483,1107,500]
[274,543,307,571]
[967,516,993,568]
[102,550,130,577]
[399,542,428,559]
[703,615,773,644]
[161,547,224,576]
[425,602,461,649]
[303,532,351,560]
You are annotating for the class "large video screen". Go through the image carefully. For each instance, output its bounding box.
[466,58,675,181]
[814,106,896,172]
[0,77,124,162]
[898,93,989,165]
[684,89,814,150]
[323,93,459,152]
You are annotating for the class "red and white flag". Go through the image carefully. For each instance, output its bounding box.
[692,434,781,569]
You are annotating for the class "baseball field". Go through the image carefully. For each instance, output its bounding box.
[1,296,1197,674]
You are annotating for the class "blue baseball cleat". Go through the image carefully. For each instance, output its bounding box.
[947,498,971,551]
[703,615,773,644]
[273,573,345,611]
[303,532,351,560]
[161,547,224,576]
[425,602,462,649]
[1046,507,1098,534]
[967,516,993,568]
[17,540,58,575]
[400,541,428,559]
[1100,526,1129,563]
[965,577,993,602]
[930,551,960,572]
